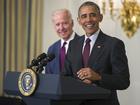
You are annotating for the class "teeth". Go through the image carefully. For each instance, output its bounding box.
[86,24,93,28]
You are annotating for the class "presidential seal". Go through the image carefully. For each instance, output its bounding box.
[18,69,37,96]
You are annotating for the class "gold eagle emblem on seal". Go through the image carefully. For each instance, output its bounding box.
[18,69,37,96]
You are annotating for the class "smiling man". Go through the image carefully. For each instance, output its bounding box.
[78,2,102,37]
[45,9,79,74]
[63,1,130,105]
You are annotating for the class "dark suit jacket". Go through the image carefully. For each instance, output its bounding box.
[63,31,130,105]
[45,33,79,74]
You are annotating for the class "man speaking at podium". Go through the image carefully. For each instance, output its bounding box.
[63,1,130,105]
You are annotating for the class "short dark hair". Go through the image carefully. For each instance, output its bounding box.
[78,1,101,16]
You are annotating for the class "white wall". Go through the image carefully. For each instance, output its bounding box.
[42,0,140,105]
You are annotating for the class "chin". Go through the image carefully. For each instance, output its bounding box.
[87,29,98,34]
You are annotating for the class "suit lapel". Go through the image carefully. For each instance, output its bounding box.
[88,31,105,66]
[55,41,61,73]
[76,36,85,68]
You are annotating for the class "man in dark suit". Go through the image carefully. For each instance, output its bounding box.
[45,9,79,74]
[63,1,130,105]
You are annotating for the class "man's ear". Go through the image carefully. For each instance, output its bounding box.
[77,17,81,25]
[71,19,74,26]
[99,14,103,22]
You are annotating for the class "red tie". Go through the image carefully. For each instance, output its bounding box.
[60,42,67,70]
[83,38,91,67]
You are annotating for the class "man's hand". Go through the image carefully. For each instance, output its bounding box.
[77,67,101,83]
[82,79,92,84]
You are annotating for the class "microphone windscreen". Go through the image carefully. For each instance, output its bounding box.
[37,53,47,62]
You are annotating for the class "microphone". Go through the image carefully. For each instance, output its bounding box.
[42,53,55,65]
[37,53,55,73]
[37,53,47,62]
[27,53,47,68]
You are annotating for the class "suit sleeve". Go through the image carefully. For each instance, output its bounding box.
[45,47,52,74]
[99,40,130,90]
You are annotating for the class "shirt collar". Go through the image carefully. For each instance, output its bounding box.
[84,29,100,43]
[61,32,75,47]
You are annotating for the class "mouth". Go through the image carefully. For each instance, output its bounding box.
[84,24,96,29]
[59,31,67,35]
[58,29,67,34]
[86,24,94,28]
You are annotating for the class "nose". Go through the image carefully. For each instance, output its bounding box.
[86,15,92,22]
[59,24,65,30]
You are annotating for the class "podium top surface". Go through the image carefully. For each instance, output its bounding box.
[4,71,110,100]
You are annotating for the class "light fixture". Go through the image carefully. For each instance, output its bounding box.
[102,0,140,38]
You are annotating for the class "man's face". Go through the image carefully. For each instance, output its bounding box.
[52,12,73,40]
[78,6,103,36]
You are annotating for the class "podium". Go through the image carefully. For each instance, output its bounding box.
[4,71,110,105]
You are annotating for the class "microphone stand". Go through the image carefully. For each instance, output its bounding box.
[36,65,44,73]
[36,59,47,73]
